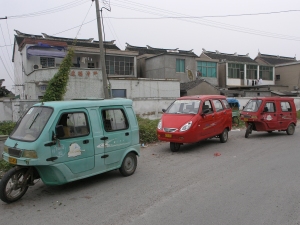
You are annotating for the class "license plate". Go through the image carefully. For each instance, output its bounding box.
[243,118,248,121]
[165,134,172,138]
[9,157,17,165]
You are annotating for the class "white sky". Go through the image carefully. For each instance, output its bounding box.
[1,0,300,92]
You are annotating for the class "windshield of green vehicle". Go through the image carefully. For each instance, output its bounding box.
[243,100,262,112]
[166,100,201,114]
[10,107,53,141]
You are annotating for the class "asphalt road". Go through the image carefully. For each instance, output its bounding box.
[1,127,300,225]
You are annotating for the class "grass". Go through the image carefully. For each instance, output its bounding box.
[297,110,300,119]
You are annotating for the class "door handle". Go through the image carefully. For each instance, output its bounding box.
[100,136,108,140]
[101,154,109,158]
[83,140,89,144]
[125,132,129,136]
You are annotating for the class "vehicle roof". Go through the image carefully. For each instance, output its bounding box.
[249,97,294,101]
[178,95,226,100]
[33,98,133,110]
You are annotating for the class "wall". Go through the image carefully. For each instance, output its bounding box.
[186,81,220,96]
[145,55,196,83]
[275,64,300,91]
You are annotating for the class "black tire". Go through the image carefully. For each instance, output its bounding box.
[119,152,137,177]
[286,124,295,135]
[220,128,228,143]
[170,142,180,152]
[0,167,29,203]
[267,131,273,133]
[232,116,239,126]
[245,124,252,138]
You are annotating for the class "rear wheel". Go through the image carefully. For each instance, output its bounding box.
[245,124,252,138]
[119,152,137,176]
[220,128,228,143]
[267,131,273,133]
[170,142,181,152]
[0,167,30,203]
[286,124,295,135]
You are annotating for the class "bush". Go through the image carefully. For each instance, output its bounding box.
[0,121,16,135]
[297,110,300,119]
[137,116,160,144]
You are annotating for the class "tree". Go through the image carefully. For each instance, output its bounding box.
[42,48,74,102]
[0,79,10,97]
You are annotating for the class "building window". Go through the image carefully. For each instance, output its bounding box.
[106,56,134,75]
[40,57,55,68]
[197,61,217,77]
[276,74,280,80]
[88,63,95,68]
[228,63,244,79]
[259,66,273,80]
[246,65,257,79]
[112,89,126,98]
[176,59,185,73]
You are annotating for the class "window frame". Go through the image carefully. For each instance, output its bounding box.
[101,108,129,132]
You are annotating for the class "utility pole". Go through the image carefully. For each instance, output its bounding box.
[94,0,110,99]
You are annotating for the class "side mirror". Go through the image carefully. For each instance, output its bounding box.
[162,109,166,113]
[55,125,65,138]
[201,109,209,116]
[263,106,268,112]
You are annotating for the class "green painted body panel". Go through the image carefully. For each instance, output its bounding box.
[3,99,140,185]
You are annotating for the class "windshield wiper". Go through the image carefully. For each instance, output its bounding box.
[28,113,40,129]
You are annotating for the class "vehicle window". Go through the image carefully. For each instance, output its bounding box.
[264,102,276,112]
[212,100,224,112]
[221,100,231,109]
[102,109,129,131]
[202,100,213,113]
[166,100,201,114]
[243,100,262,112]
[280,101,292,112]
[57,112,89,138]
[10,107,53,141]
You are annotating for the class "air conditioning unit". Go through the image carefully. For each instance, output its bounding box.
[294,86,299,90]
[33,65,42,70]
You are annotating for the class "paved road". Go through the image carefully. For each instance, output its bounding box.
[1,127,300,225]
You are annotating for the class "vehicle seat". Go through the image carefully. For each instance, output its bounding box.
[63,126,71,138]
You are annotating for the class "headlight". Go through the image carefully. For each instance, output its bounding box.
[180,121,192,132]
[22,150,38,158]
[3,145,8,153]
[157,120,162,130]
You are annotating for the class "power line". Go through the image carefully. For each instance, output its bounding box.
[0,55,14,83]
[110,0,300,42]
[7,0,89,19]
[0,24,14,74]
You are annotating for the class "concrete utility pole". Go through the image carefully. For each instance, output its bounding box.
[94,0,110,99]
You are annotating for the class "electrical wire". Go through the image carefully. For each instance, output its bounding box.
[75,1,94,39]
[0,55,14,83]
[110,0,300,42]
[7,0,89,19]
[0,24,14,75]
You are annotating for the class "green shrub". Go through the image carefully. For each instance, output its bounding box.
[297,110,300,119]
[0,121,16,135]
[0,159,13,176]
[137,116,160,144]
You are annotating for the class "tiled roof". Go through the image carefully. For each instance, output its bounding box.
[203,51,257,64]
[14,30,120,50]
[256,53,297,65]
[126,43,197,57]
[180,78,219,91]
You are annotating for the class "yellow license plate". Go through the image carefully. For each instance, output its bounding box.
[8,157,17,165]
[243,118,248,121]
[165,134,172,138]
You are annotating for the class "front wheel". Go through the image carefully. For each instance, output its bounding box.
[170,142,181,152]
[0,167,30,203]
[245,124,252,138]
[220,128,228,143]
[119,152,137,177]
[286,124,295,135]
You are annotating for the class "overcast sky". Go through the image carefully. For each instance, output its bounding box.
[1,0,300,92]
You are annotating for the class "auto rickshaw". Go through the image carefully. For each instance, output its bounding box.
[240,97,297,138]
[0,99,140,203]
[226,98,240,125]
